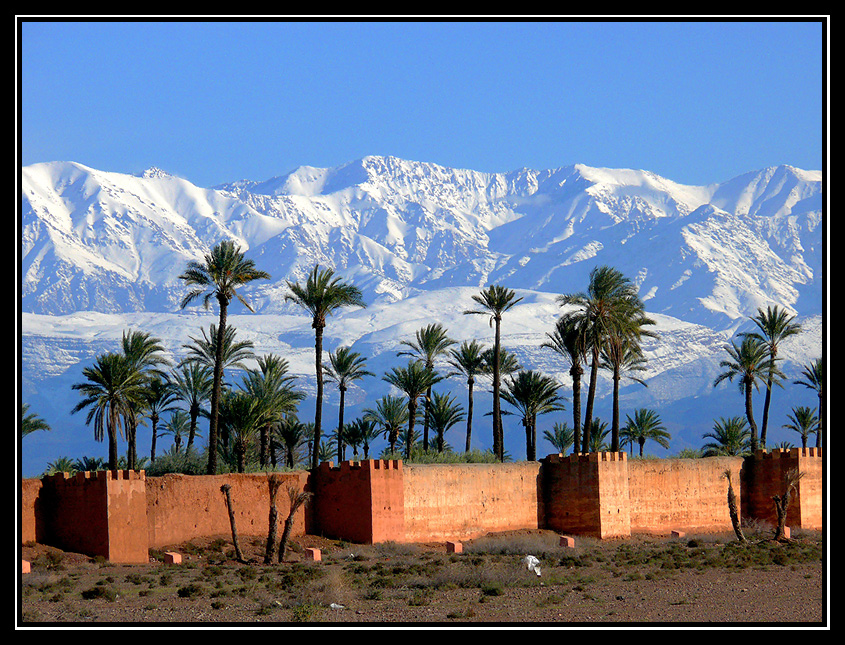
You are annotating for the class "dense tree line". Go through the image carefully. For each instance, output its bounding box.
[23,242,823,475]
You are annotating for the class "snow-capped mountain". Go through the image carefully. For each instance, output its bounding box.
[20,156,824,477]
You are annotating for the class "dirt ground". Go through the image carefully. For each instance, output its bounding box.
[18,528,827,627]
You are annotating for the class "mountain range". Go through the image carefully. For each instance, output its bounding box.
[19,156,825,477]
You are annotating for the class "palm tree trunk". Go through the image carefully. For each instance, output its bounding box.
[760,375,773,450]
[108,408,119,472]
[465,378,474,452]
[187,407,198,453]
[150,417,158,463]
[423,385,432,452]
[406,399,417,459]
[571,367,582,455]
[611,365,621,452]
[312,321,324,469]
[220,484,245,563]
[493,318,502,461]
[582,348,600,453]
[744,380,759,453]
[208,297,229,475]
[337,385,346,462]
[264,476,282,564]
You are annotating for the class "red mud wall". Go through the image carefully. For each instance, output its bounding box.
[742,449,823,529]
[402,462,544,543]
[543,452,630,539]
[627,456,745,534]
[145,472,310,548]
[311,460,404,544]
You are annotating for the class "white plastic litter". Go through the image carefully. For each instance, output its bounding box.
[330,603,346,610]
[523,555,542,576]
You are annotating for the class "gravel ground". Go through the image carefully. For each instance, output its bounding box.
[18,529,827,627]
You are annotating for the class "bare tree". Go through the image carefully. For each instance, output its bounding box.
[722,469,747,544]
[278,486,313,563]
[773,468,805,541]
[220,483,246,563]
[264,474,283,564]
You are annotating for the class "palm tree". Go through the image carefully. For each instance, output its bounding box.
[702,417,751,457]
[622,408,671,457]
[447,340,487,452]
[383,359,443,459]
[586,419,611,452]
[218,390,265,473]
[161,409,191,454]
[426,391,466,453]
[782,406,819,450]
[794,358,823,449]
[464,285,524,462]
[600,332,654,451]
[501,370,564,461]
[741,306,801,449]
[542,314,588,454]
[121,329,170,469]
[713,335,780,453]
[142,376,180,463]
[543,422,575,455]
[179,240,270,474]
[241,354,304,467]
[274,415,308,468]
[324,346,374,461]
[398,324,456,452]
[181,324,256,383]
[22,404,51,438]
[557,265,649,453]
[169,362,212,454]
[342,417,381,459]
[285,265,366,468]
[71,352,147,471]
[363,394,409,454]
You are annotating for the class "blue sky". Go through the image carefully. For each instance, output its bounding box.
[20,19,825,188]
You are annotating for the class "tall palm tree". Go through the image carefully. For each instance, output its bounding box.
[218,390,265,473]
[179,240,270,474]
[542,314,588,454]
[121,329,170,469]
[600,331,654,451]
[383,359,443,459]
[274,415,308,468]
[143,375,180,463]
[285,264,366,468]
[713,335,781,453]
[323,346,374,461]
[426,391,465,453]
[794,357,823,449]
[22,404,51,438]
[363,394,409,454]
[782,406,819,450]
[241,354,304,467]
[71,352,146,471]
[741,305,801,449]
[501,370,564,461]
[464,285,524,461]
[702,416,751,457]
[161,409,191,454]
[447,340,487,452]
[543,422,575,455]
[169,362,212,454]
[398,324,456,452]
[622,408,670,457]
[181,324,256,379]
[557,265,649,453]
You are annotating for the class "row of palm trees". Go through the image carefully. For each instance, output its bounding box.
[58,240,822,474]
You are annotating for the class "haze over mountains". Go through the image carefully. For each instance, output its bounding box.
[20,156,825,476]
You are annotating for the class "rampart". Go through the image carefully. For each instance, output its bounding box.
[20,448,823,561]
